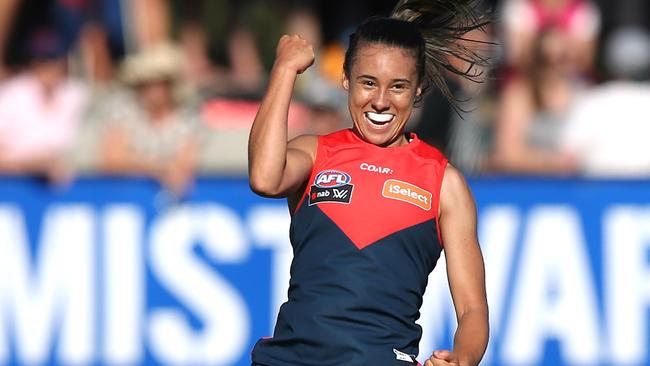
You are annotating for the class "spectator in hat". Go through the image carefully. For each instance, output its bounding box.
[80,43,202,196]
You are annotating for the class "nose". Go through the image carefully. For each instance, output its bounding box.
[371,89,389,112]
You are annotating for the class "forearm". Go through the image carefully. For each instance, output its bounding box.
[452,308,489,366]
[0,154,59,175]
[100,149,160,178]
[0,0,20,62]
[496,147,573,174]
[168,143,197,183]
[248,64,298,195]
[100,131,164,178]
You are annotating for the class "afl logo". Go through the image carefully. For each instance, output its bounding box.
[309,170,354,205]
[314,170,352,188]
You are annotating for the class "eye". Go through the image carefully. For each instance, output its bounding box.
[362,80,375,87]
[391,83,407,91]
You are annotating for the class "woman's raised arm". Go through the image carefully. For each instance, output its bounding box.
[248,35,317,198]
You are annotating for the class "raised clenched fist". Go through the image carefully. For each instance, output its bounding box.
[274,34,315,74]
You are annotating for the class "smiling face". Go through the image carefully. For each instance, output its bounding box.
[343,43,421,147]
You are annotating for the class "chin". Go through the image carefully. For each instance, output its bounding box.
[354,113,408,147]
[357,128,399,147]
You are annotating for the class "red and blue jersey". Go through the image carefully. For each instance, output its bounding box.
[252,129,448,365]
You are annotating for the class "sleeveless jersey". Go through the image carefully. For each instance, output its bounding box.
[251,129,448,365]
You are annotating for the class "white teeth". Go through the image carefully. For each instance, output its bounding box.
[365,112,395,124]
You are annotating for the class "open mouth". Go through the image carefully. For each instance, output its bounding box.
[365,112,395,126]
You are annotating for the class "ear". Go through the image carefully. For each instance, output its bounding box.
[416,86,422,97]
[342,72,349,90]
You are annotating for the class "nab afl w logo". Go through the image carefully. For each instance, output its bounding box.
[309,170,354,205]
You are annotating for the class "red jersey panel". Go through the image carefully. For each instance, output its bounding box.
[296,129,447,249]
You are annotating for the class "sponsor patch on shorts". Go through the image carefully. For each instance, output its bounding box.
[382,179,432,211]
[393,348,417,363]
[309,170,354,205]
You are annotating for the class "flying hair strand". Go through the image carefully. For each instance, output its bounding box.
[391,0,493,111]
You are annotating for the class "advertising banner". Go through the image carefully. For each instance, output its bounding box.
[0,177,648,365]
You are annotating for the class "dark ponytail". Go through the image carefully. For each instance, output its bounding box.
[391,0,492,106]
[343,0,491,108]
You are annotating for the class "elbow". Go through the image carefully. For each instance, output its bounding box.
[248,173,282,197]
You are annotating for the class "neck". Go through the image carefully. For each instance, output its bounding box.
[381,133,410,148]
[147,105,174,122]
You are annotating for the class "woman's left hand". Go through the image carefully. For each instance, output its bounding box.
[424,350,459,366]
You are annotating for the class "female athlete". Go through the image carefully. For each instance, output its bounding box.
[248,1,489,365]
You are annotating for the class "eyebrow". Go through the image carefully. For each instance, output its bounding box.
[357,75,412,84]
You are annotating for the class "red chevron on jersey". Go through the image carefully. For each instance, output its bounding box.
[295,129,447,250]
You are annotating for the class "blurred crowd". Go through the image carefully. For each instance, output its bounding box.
[0,0,649,196]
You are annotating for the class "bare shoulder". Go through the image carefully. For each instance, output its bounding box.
[440,164,476,215]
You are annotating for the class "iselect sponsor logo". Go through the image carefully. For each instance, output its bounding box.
[382,179,432,211]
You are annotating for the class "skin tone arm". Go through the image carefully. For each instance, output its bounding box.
[492,79,576,174]
[0,0,19,79]
[426,165,488,366]
[100,128,197,196]
[101,128,162,177]
[0,153,70,185]
[248,35,317,200]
